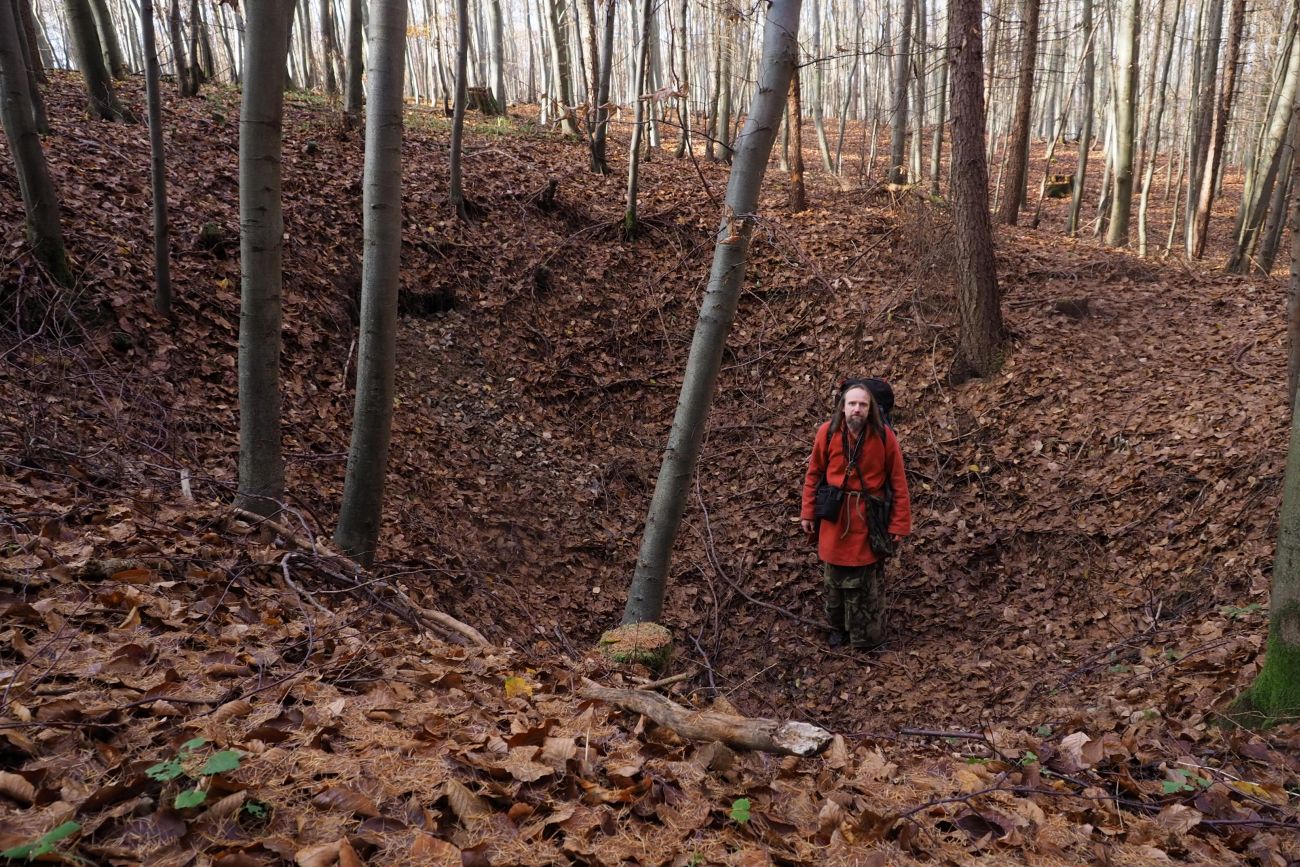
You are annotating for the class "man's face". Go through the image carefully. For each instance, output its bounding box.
[843,387,872,432]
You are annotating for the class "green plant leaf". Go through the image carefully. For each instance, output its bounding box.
[242,800,270,819]
[199,750,242,776]
[1161,779,1188,794]
[146,759,185,782]
[729,798,751,823]
[0,821,81,859]
[174,789,208,809]
[180,737,209,753]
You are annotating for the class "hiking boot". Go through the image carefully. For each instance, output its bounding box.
[827,630,847,648]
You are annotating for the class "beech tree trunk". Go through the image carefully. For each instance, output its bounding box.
[1105,0,1138,246]
[343,0,364,126]
[14,0,48,133]
[622,0,653,236]
[65,0,132,118]
[888,0,912,183]
[948,0,1003,379]
[996,0,1039,224]
[622,0,802,626]
[140,0,171,316]
[169,0,191,96]
[673,0,688,159]
[0,0,71,286]
[88,0,127,77]
[544,0,578,135]
[1067,0,1093,235]
[1190,0,1245,258]
[236,0,294,516]
[488,0,506,112]
[334,0,408,565]
[589,0,614,173]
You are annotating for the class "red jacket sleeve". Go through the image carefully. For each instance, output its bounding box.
[885,427,912,536]
[801,422,830,521]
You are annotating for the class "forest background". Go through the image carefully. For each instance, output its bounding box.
[2,0,1300,862]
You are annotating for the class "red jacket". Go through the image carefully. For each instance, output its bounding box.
[801,420,912,566]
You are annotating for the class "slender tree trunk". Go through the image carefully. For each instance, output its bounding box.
[788,55,806,210]
[673,0,689,158]
[322,0,338,94]
[589,0,614,172]
[544,0,578,134]
[488,0,506,111]
[888,0,912,183]
[236,0,294,516]
[996,0,1040,223]
[1138,0,1182,257]
[17,0,46,82]
[1105,0,1138,246]
[1259,130,1295,275]
[1066,0,1094,235]
[187,0,204,94]
[1185,0,1224,253]
[715,2,733,163]
[622,0,802,625]
[623,0,653,235]
[14,0,48,133]
[140,0,171,316]
[88,0,128,77]
[1191,0,1245,258]
[811,0,832,172]
[343,0,364,126]
[929,27,948,198]
[0,0,72,286]
[334,0,408,565]
[449,0,470,217]
[66,0,133,117]
[948,0,1003,379]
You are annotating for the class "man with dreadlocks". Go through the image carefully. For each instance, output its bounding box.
[800,379,912,650]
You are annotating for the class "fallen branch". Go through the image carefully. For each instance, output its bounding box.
[580,678,832,757]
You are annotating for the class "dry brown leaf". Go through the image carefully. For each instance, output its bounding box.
[311,787,380,818]
[443,779,490,822]
[294,841,340,867]
[0,771,35,805]
[202,790,248,823]
[409,833,460,863]
[338,838,364,867]
[116,606,141,629]
[212,699,254,723]
[1155,803,1202,835]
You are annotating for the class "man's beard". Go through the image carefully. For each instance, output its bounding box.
[847,415,866,432]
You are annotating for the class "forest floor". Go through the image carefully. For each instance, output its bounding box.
[0,74,1297,865]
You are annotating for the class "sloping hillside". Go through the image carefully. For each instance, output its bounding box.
[0,74,1296,864]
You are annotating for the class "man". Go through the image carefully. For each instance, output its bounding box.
[800,379,912,649]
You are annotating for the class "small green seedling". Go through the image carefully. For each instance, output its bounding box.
[1,821,82,860]
[729,798,751,824]
[1221,603,1262,620]
[1020,750,1039,767]
[1162,769,1213,795]
[146,737,243,809]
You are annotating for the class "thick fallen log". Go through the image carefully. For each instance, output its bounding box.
[580,679,832,757]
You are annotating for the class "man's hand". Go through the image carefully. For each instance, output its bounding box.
[890,534,904,543]
[801,519,815,536]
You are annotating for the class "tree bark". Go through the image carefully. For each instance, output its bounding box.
[17,0,45,82]
[343,0,364,127]
[0,0,72,286]
[487,0,506,112]
[187,0,204,94]
[621,0,801,625]
[169,0,191,96]
[14,0,48,133]
[1105,0,1138,246]
[543,0,578,135]
[334,0,408,565]
[589,0,614,172]
[236,0,294,516]
[673,0,689,159]
[787,55,806,210]
[715,2,733,163]
[88,0,128,77]
[622,0,654,236]
[1184,0,1225,254]
[1067,0,1093,235]
[948,0,1004,379]
[996,0,1039,224]
[66,0,133,118]
[449,0,470,218]
[1190,0,1245,258]
[140,0,171,317]
[888,0,912,183]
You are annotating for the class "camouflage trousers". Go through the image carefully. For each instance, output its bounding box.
[823,562,887,649]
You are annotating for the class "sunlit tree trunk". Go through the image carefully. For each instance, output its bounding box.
[236,0,295,516]
[449,0,470,217]
[589,0,614,172]
[335,0,408,564]
[788,54,806,210]
[88,0,128,77]
[1137,0,1181,257]
[544,0,578,134]
[488,0,506,111]
[622,0,802,625]
[169,0,191,96]
[343,0,364,127]
[996,0,1039,223]
[810,0,832,172]
[623,0,653,235]
[0,0,71,286]
[1067,0,1093,235]
[1105,0,1138,246]
[673,0,688,158]
[949,0,1003,379]
[1190,0,1245,258]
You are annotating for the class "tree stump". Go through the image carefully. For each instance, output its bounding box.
[466,87,502,116]
[598,622,673,671]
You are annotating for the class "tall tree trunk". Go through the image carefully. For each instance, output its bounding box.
[589,0,614,172]
[140,0,171,316]
[1184,0,1224,254]
[14,0,48,133]
[449,0,470,217]
[322,0,339,94]
[622,0,653,235]
[1232,147,1300,717]
[622,0,802,626]
[0,0,72,286]
[788,54,806,210]
[488,0,506,111]
[996,0,1039,224]
[187,0,204,94]
[888,0,912,183]
[810,0,831,172]
[88,0,128,77]
[17,0,46,82]
[1190,0,1245,258]
[544,0,578,134]
[66,0,133,117]
[715,2,733,163]
[1067,0,1093,235]
[1258,130,1295,275]
[343,0,364,127]
[929,23,948,198]
[334,0,408,565]
[673,0,689,158]
[236,0,294,516]
[169,0,191,95]
[1105,0,1138,246]
[1138,0,1182,257]
[948,0,1003,379]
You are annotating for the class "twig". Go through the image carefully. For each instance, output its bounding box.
[280,553,332,617]
[636,671,692,691]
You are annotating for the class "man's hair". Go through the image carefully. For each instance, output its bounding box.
[828,379,885,442]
